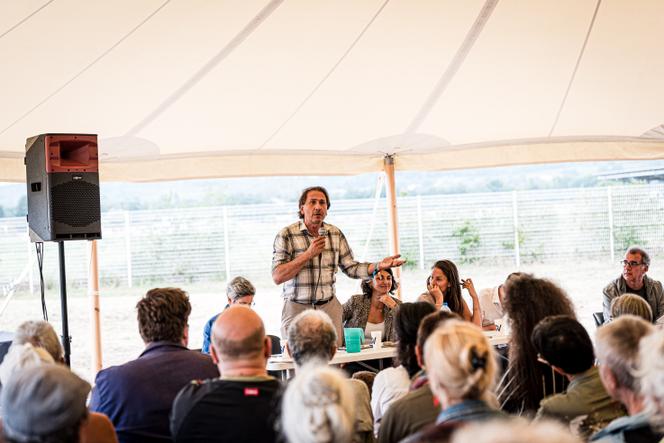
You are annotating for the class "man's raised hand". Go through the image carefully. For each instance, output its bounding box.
[378,254,406,270]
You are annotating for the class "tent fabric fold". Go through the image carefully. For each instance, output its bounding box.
[1,0,664,182]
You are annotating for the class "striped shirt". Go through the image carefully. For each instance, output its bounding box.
[272,221,370,303]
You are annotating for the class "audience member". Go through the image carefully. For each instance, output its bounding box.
[90,288,218,443]
[418,260,481,326]
[0,342,54,387]
[377,311,460,443]
[609,293,653,323]
[372,302,436,435]
[170,305,280,443]
[531,315,624,435]
[201,276,256,354]
[1,365,90,443]
[342,268,401,342]
[449,418,584,443]
[603,246,664,323]
[282,364,355,443]
[477,272,522,330]
[287,310,373,442]
[12,320,64,363]
[637,328,664,430]
[404,320,504,443]
[591,315,661,442]
[0,341,117,443]
[497,274,575,415]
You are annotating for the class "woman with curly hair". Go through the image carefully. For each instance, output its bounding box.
[418,259,481,326]
[343,268,402,342]
[496,274,575,415]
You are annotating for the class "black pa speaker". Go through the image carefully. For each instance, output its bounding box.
[25,133,102,242]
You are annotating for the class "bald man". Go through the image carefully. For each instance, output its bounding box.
[170,306,281,443]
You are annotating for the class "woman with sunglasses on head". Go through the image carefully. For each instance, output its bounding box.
[342,268,402,343]
[418,259,481,327]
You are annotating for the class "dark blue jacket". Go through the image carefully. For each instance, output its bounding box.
[89,341,219,443]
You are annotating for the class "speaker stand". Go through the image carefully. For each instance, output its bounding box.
[58,241,72,366]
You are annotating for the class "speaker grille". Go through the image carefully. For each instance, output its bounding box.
[51,180,101,227]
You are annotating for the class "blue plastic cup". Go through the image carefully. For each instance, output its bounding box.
[344,328,364,353]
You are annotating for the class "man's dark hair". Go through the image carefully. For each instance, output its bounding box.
[297,186,331,219]
[394,302,436,377]
[136,288,191,343]
[531,315,594,375]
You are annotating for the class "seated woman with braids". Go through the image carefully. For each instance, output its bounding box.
[403,320,505,443]
[418,259,481,326]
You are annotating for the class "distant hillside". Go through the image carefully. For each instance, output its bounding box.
[1,159,662,216]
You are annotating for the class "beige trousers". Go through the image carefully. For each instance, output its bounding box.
[281,297,343,347]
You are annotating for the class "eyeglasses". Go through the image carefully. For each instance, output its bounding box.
[621,260,644,268]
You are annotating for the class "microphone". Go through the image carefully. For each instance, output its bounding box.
[318,227,327,237]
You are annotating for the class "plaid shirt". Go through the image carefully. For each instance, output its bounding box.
[272,221,370,303]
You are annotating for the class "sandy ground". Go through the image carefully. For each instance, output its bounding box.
[0,258,647,383]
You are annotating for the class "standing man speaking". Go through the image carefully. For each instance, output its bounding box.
[272,186,405,344]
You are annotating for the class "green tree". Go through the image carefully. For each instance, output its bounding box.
[452,221,481,263]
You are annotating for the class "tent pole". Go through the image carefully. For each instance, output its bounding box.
[88,240,103,374]
[384,155,402,298]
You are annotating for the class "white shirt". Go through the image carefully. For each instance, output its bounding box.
[364,321,384,340]
[478,286,504,326]
[371,365,410,436]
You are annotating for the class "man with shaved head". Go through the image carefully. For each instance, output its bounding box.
[170,305,280,443]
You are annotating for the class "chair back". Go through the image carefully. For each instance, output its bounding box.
[268,334,281,355]
[593,312,605,327]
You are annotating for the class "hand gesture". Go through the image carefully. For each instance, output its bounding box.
[378,254,406,270]
[426,282,444,307]
[307,236,326,259]
[461,277,478,298]
[378,294,398,309]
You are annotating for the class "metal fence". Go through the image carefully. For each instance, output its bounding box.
[1,183,664,294]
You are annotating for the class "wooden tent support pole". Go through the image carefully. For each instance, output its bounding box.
[384,155,402,298]
[88,240,103,374]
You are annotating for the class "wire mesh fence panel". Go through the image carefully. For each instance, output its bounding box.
[1,183,664,294]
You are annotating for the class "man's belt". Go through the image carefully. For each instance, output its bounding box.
[291,298,333,306]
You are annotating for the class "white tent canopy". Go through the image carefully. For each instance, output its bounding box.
[2,0,664,182]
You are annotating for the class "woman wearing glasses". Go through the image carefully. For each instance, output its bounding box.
[201,276,256,354]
